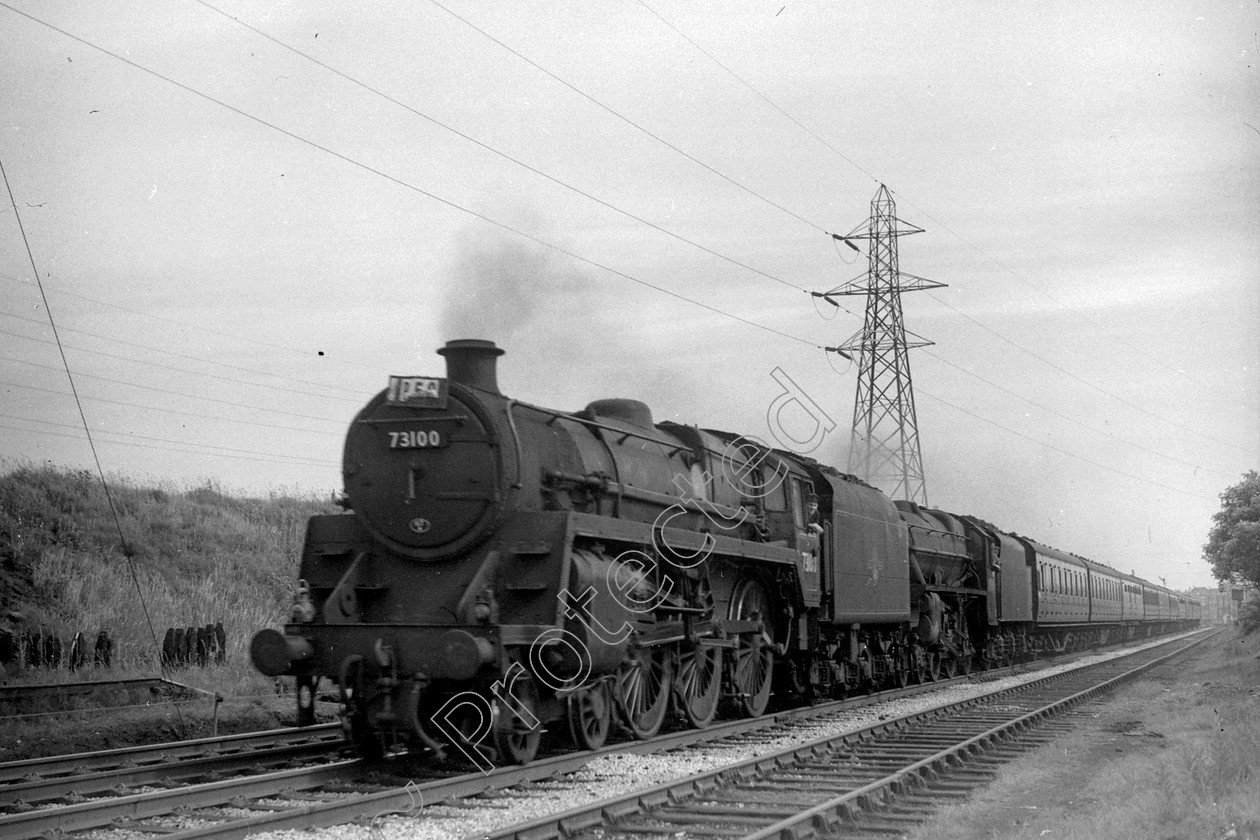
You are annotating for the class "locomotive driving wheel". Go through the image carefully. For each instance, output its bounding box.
[672,642,722,729]
[493,671,542,765]
[615,645,673,739]
[727,577,774,718]
[566,680,611,751]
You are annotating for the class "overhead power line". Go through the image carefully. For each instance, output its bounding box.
[5,356,351,426]
[1,152,179,696]
[913,391,1219,505]
[0,415,338,468]
[634,1,1259,448]
[917,351,1239,481]
[0,271,384,374]
[2,377,345,440]
[425,0,827,236]
[193,0,809,296]
[0,322,368,405]
[2,2,1247,505]
[0,306,369,400]
[632,0,881,188]
[917,290,1256,457]
[0,1,820,352]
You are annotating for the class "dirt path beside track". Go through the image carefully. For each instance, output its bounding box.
[902,629,1259,840]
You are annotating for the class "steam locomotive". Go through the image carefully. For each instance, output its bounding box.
[250,339,1200,763]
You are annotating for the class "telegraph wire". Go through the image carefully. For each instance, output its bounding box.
[193,0,809,296]
[3,378,345,440]
[5,357,352,426]
[918,291,1255,457]
[0,323,369,405]
[425,0,827,237]
[0,1,821,352]
[1,153,182,704]
[2,5,1244,509]
[0,271,384,375]
[0,416,339,468]
[1,307,369,400]
[632,0,882,189]
[885,192,1256,415]
[918,348,1237,480]
[428,0,1252,464]
[914,389,1219,505]
[636,2,1258,445]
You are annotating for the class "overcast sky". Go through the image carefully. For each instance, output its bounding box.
[1,1,1256,591]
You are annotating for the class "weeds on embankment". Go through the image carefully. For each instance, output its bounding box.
[1,463,339,757]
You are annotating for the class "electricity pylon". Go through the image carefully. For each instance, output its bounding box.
[814,184,944,504]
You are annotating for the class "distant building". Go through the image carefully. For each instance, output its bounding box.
[1189,585,1257,624]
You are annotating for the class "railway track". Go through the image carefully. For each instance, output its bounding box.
[0,723,345,807]
[0,631,1207,840]
[486,630,1215,840]
[0,655,1027,840]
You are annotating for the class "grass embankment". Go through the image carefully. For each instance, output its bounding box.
[0,464,337,759]
[906,627,1259,840]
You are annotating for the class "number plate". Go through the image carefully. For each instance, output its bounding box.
[386,376,448,407]
[387,429,448,449]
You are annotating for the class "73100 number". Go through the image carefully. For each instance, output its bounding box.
[389,430,444,449]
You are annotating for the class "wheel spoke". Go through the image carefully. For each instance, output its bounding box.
[616,647,672,739]
[673,645,721,729]
[494,670,541,765]
[727,578,774,718]
[566,681,610,750]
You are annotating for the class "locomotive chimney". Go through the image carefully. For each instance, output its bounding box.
[438,339,504,394]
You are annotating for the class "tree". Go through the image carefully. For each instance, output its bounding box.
[1204,470,1260,589]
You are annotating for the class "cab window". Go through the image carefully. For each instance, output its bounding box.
[762,473,787,511]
